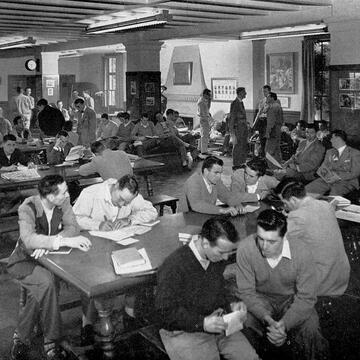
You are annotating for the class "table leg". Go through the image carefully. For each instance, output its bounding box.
[94,298,115,359]
[144,174,153,196]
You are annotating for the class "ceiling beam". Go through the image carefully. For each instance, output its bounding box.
[250,0,331,5]
[160,5,268,16]
[171,13,240,20]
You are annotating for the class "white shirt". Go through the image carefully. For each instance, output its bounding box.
[41,199,55,235]
[266,237,291,268]
[189,236,210,270]
[246,182,259,194]
[72,178,158,230]
[202,176,213,194]
[337,145,346,158]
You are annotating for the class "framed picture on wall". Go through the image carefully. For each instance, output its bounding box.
[278,96,290,109]
[173,62,193,85]
[267,52,295,94]
[211,78,237,102]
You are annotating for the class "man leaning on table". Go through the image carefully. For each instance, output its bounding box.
[7,175,91,360]
[179,155,247,216]
[46,130,74,165]
[0,134,28,171]
[155,217,259,360]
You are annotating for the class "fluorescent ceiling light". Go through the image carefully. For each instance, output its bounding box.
[0,37,36,50]
[239,23,327,40]
[87,10,171,34]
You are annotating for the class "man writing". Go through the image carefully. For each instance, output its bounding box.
[179,155,246,216]
[155,217,259,360]
[236,209,329,359]
[7,175,91,360]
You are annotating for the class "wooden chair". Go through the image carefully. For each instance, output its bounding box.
[146,195,179,216]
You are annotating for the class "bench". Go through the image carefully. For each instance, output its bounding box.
[146,195,179,216]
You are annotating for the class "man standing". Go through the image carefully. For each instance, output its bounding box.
[56,100,70,121]
[229,87,248,168]
[25,87,35,109]
[306,129,360,196]
[37,99,65,137]
[265,92,283,163]
[197,88,212,157]
[73,174,157,231]
[82,90,95,110]
[253,85,271,156]
[179,155,246,216]
[74,97,97,147]
[276,123,325,182]
[7,175,91,360]
[12,87,32,129]
[155,217,259,360]
[277,179,350,296]
[236,209,329,359]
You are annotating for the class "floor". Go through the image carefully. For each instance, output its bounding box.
[0,153,360,360]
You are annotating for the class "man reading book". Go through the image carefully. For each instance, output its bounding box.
[155,217,259,360]
[306,129,360,196]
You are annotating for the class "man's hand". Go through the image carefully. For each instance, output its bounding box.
[30,248,49,259]
[230,301,247,313]
[99,220,114,231]
[112,218,130,230]
[220,207,238,216]
[65,235,92,252]
[264,317,287,347]
[2,164,17,172]
[203,309,227,334]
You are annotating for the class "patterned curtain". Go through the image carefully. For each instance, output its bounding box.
[300,38,315,123]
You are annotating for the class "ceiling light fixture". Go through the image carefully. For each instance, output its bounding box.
[0,37,36,50]
[86,10,172,34]
[239,23,327,40]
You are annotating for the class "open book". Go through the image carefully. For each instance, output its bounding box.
[316,164,341,184]
[65,145,85,161]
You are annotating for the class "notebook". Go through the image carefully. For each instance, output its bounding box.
[112,247,146,268]
[49,247,72,255]
[316,164,341,184]
[111,248,153,275]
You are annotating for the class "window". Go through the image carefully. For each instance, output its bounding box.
[104,57,116,107]
[313,39,330,121]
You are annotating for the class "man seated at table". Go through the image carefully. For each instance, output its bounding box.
[236,209,329,359]
[155,217,259,360]
[12,115,31,142]
[0,134,28,171]
[231,158,279,201]
[179,155,246,216]
[46,130,74,165]
[116,111,134,151]
[73,174,157,231]
[96,113,118,140]
[306,129,360,196]
[276,178,350,296]
[78,140,133,180]
[275,124,325,183]
[0,106,13,143]
[7,175,91,360]
[63,120,79,146]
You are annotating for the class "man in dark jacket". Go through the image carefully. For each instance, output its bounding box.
[37,98,65,137]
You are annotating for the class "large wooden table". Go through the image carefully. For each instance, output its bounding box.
[38,210,260,358]
[0,158,164,196]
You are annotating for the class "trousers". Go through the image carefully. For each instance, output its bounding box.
[305,178,357,196]
[198,117,210,153]
[233,123,248,166]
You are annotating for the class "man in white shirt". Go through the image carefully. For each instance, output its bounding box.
[73,174,158,231]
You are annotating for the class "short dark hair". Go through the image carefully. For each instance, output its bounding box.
[166,109,174,116]
[297,120,307,129]
[257,209,287,238]
[200,217,239,245]
[118,175,139,195]
[38,175,65,198]
[236,87,245,95]
[141,113,149,119]
[74,98,85,105]
[90,141,105,155]
[305,123,316,130]
[37,98,48,107]
[269,92,277,101]
[16,87,22,93]
[275,178,306,200]
[13,115,23,125]
[202,88,211,96]
[106,138,119,150]
[246,158,267,177]
[57,130,68,138]
[174,110,179,116]
[331,129,347,143]
[202,156,223,173]
[3,134,16,142]
[63,121,73,132]
[117,111,130,120]
[263,85,271,91]
[101,113,109,120]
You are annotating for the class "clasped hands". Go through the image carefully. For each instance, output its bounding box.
[99,217,130,231]
[220,205,246,217]
[264,315,287,347]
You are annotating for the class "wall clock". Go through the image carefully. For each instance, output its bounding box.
[25,59,37,71]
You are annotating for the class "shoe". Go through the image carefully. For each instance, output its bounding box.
[186,153,193,169]
[80,324,95,347]
[10,340,30,360]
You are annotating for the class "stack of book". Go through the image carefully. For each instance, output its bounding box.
[111,247,152,275]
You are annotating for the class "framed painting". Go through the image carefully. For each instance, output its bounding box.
[267,53,295,94]
[211,78,237,102]
[173,62,193,85]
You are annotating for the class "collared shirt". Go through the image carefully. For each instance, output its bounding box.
[202,176,213,194]
[337,145,346,158]
[266,237,291,268]
[246,181,259,194]
[72,178,158,230]
[189,236,210,270]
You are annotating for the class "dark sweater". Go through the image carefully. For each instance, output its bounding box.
[155,245,232,332]
[0,147,27,168]
[38,105,65,136]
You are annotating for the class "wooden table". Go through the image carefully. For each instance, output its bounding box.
[38,210,260,358]
[0,158,164,196]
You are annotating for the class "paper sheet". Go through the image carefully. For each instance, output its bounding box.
[223,311,244,336]
[117,237,139,246]
[90,225,152,241]
[244,205,260,213]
